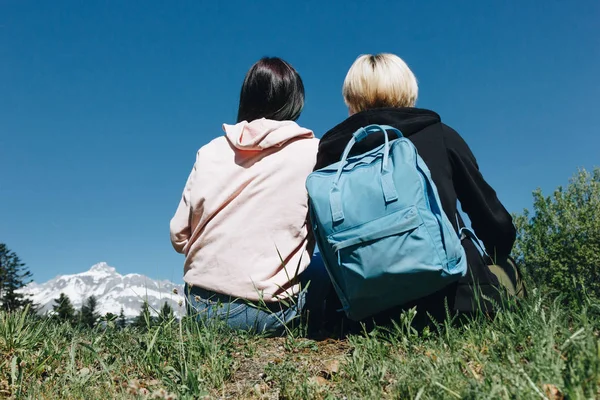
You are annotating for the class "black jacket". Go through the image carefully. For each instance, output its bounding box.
[316,107,516,320]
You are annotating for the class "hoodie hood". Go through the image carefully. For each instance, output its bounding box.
[315,107,442,171]
[323,107,441,139]
[223,118,314,150]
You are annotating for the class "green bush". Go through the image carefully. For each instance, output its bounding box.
[513,167,600,298]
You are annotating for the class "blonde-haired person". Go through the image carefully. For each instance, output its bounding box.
[315,53,517,330]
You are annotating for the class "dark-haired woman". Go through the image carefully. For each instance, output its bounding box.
[170,57,328,335]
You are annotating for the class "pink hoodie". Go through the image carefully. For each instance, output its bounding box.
[170,119,319,302]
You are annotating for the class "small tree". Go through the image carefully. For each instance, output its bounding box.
[104,312,117,322]
[118,307,127,329]
[102,312,118,329]
[80,295,100,328]
[0,244,33,312]
[158,301,174,324]
[52,293,76,324]
[133,300,154,329]
[513,167,600,297]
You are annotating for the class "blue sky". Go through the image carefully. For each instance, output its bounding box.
[1,1,598,283]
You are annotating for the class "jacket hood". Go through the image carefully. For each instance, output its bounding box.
[315,107,442,171]
[323,107,441,139]
[223,118,314,150]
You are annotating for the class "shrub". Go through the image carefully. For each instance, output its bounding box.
[513,167,600,298]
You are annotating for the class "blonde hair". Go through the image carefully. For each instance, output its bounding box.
[343,53,418,114]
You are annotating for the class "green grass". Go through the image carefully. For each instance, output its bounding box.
[1,289,599,399]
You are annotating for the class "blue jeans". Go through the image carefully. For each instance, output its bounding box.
[185,252,330,335]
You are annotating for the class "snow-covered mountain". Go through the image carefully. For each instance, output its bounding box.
[18,262,186,318]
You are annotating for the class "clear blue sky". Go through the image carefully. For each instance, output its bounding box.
[1,1,598,283]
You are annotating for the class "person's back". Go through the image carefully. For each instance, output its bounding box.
[170,57,327,335]
[316,107,515,260]
[315,54,517,329]
[175,119,318,301]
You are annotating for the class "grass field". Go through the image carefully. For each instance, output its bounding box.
[1,288,599,399]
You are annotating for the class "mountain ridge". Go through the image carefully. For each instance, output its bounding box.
[19,262,186,318]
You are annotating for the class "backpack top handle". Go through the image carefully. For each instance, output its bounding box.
[330,124,403,223]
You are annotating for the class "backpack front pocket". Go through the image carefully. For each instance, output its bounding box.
[329,206,422,254]
[326,206,447,316]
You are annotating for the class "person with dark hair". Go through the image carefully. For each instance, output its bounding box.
[170,57,328,335]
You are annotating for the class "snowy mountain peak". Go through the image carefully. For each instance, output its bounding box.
[18,263,185,319]
[87,262,118,279]
[89,262,116,274]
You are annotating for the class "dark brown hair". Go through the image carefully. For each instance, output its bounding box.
[237,57,305,123]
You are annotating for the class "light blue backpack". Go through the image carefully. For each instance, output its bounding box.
[306,124,468,321]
